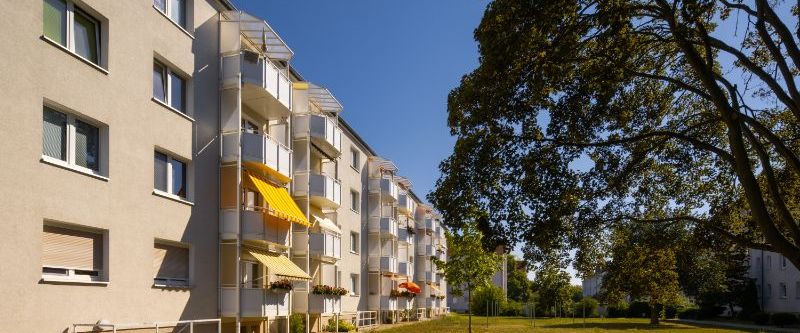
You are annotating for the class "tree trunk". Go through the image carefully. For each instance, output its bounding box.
[650,302,660,325]
[467,287,472,333]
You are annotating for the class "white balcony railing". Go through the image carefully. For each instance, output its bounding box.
[240,131,292,177]
[398,192,417,215]
[293,114,342,156]
[368,217,398,238]
[294,172,341,209]
[369,178,399,202]
[380,296,398,311]
[398,261,414,277]
[416,244,433,257]
[369,256,398,273]
[398,227,414,244]
[310,232,341,260]
[308,294,341,314]
[241,52,292,110]
[420,218,436,232]
[221,287,290,317]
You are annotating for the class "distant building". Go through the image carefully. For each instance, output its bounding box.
[748,249,800,313]
[582,271,605,298]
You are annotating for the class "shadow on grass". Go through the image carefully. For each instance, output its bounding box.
[544,322,693,330]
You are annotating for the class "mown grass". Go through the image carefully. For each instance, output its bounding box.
[371,314,757,333]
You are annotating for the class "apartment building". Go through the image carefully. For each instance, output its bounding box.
[748,249,800,313]
[0,1,446,332]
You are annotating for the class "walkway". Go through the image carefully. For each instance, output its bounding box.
[673,319,800,333]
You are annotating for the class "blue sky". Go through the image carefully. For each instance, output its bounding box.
[230,0,583,284]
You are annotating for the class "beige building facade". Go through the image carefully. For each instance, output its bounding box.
[0,1,446,332]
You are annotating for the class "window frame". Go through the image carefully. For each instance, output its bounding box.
[42,0,105,69]
[153,150,191,203]
[780,282,788,299]
[350,189,360,213]
[153,240,192,288]
[41,222,108,285]
[350,147,360,172]
[152,60,190,118]
[41,104,107,179]
[350,231,360,254]
[350,274,360,296]
[152,0,193,37]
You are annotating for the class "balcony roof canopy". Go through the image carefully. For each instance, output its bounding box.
[222,10,294,61]
[370,156,397,173]
[395,176,412,189]
[307,83,343,113]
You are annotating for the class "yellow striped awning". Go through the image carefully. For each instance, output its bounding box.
[244,172,310,227]
[245,247,311,281]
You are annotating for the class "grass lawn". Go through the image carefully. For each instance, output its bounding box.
[372,314,757,333]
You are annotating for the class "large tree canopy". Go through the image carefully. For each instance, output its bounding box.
[430,0,800,271]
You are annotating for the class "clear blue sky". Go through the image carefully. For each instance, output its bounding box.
[231,0,583,285]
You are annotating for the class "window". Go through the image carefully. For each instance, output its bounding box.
[766,255,772,271]
[243,188,261,210]
[780,283,788,299]
[154,0,188,29]
[241,261,261,288]
[767,284,772,299]
[350,232,360,253]
[350,148,360,171]
[350,274,359,295]
[153,60,187,114]
[782,256,788,269]
[154,151,188,199]
[42,106,103,175]
[350,190,360,213]
[42,224,105,282]
[43,0,102,66]
[153,242,190,287]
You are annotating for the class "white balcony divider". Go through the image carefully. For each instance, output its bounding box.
[263,58,279,99]
[310,232,341,260]
[293,114,342,155]
[381,256,398,273]
[380,296,399,311]
[241,53,291,110]
[241,131,292,178]
[277,70,291,108]
[308,294,341,314]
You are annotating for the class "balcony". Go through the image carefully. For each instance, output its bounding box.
[397,192,416,215]
[293,114,342,157]
[223,131,292,180]
[308,294,341,314]
[220,210,290,247]
[399,297,414,310]
[309,232,341,262]
[294,172,341,209]
[425,271,437,283]
[369,177,398,202]
[420,218,436,232]
[368,217,398,238]
[220,288,290,317]
[398,227,414,244]
[239,51,292,116]
[369,256,398,273]
[381,296,399,311]
[398,261,414,277]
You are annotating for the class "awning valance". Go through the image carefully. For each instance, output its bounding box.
[245,247,311,281]
[244,172,310,227]
[311,208,342,234]
[400,281,421,294]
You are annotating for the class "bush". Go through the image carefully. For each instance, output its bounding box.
[324,318,356,332]
[573,297,599,317]
[771,313,799,327]
[677,308,700,319]
[751,312,770,326]
[665,304,686,319]
[606,300,629,318]
[628,301,651,318]
[501,300,523,316]
[289,314,305,333]
[471,285,506,315]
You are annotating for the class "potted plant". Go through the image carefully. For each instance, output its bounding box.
[269,279,293,292]
[389,289,402,298]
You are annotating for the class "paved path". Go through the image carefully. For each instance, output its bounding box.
[672,319,800,333]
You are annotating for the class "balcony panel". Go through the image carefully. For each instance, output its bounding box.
[397,193,417,215]
[380,296,398,311]
[241,132,292,180]
[240,53,290,119]
[368,217,398,238]
[265,290,291,316]
[398,228,414,244]
[368,178,398,202]
[308,294,341,314]
[310,232,341,261]
[297,173,341,209]
[220,287,237,317]
[221,209,239,240]
[416,244,433,257]
[277,71,291,109]
[398,262,414,277]
[292,232,309,255]
[381,256,398,273]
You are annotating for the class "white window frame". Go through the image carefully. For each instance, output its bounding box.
[350,274,360,296]
[41,223,107,284]
[351,190,360,213]
[780,282,788,299]
[152,0,193,37]
[350,231,360,254]
[350,148,360,171]
[43,0,104,68]
[153,151,191,203]
[153,60,189,117]
[153,240,192,288]
[41,106,106,179]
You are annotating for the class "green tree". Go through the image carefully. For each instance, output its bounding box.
[506,255,534,302]
[433,223,502,332]
[602,223,682,324]
[531,260,573,317]
[429,0,800,273]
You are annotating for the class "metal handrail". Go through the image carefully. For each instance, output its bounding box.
[73,318,221,333]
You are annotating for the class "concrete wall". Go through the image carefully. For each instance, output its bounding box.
[749,249,800,313]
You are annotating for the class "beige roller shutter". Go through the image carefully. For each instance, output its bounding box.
[153,242,189,280]
[42,225,103,271]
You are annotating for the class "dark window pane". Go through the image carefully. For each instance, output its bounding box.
[43,0,67,45]
[153,62,166,101]
[154,0,166,12]
[170,158,186,198]
[169,72,185,113]
[74,119,99,171]
[43,107,67,161]
[73,9,99,64]
[154,152,168,192]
